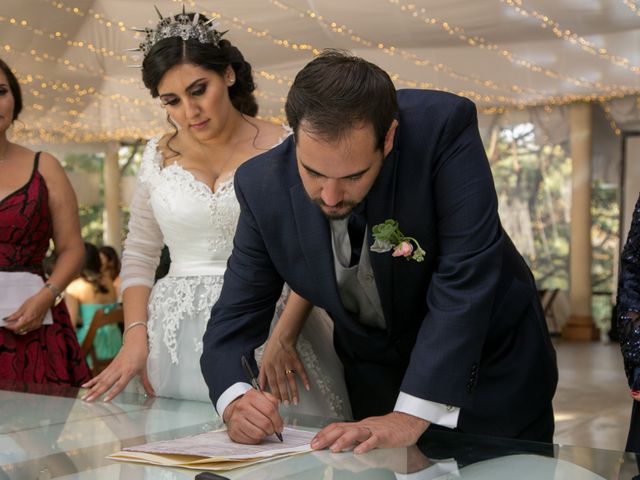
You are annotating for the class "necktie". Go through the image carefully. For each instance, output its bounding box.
[347,203,367,267]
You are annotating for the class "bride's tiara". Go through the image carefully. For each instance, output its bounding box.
[129,5,227,58]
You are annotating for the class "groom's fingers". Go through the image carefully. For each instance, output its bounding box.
[311,423,376,453]
[227,390,283,444]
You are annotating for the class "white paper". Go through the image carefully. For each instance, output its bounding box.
[0,272,53,326]
[122,426,315,460]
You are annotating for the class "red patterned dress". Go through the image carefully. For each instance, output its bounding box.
[0,153,90,386]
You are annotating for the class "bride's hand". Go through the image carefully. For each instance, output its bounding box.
[81,328,154,402]
[259,336,309,406]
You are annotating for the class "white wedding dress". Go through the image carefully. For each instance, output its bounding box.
[120,135,352,420]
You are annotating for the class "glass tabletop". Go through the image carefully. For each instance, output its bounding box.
[0,381,638,479]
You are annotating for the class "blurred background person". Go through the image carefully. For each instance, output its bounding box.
[99,245,122,301]
[0,57,90,386]
[618,193,640,453]
[66,242,121,366]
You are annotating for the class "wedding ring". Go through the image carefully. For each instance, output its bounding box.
[18,328,28,335]
[285,368,295,375]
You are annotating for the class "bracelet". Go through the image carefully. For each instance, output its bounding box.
[123,321,147,344]
[44,282,63,306]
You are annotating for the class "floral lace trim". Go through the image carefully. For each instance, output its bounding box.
[147,275,224,365]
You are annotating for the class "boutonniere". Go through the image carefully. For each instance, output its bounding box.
[370,219,426,262]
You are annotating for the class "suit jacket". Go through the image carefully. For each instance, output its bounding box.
[201,89,558,441]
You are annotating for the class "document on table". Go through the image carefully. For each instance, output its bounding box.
[107,426,316,472]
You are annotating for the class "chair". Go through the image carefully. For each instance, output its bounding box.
[80,306,124,376]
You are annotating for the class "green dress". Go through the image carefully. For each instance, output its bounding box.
[76,303,122,364]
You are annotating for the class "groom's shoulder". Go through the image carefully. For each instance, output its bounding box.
[235,135,296,193]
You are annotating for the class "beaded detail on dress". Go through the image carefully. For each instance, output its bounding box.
[618,194,640,390]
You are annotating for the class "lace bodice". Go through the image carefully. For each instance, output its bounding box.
[121,132,288,290]
[142,137,238,273]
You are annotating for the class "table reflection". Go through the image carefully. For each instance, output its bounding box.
[0,381,638,479]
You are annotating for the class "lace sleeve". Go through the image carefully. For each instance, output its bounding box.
[120,138,164,293]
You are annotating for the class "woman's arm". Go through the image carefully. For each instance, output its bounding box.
[3,152,83,334]
[82,143,164,401]
[258,291,313,405]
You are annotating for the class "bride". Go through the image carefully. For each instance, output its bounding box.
[81,10,350,420]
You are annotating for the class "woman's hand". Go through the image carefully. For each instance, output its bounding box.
[3,289,54,335]
[259,336,309,406]
[81,328,154,402]
[632,390,640,402]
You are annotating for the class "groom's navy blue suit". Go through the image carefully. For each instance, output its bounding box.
[201,89,558,441]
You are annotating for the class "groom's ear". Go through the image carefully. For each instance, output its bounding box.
[383,120,398,157]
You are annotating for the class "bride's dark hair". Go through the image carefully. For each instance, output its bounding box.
[141,13,258,117]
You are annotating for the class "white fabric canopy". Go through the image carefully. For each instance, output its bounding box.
[2,0,640,144]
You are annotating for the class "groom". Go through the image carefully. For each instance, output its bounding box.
[201,50,558,452]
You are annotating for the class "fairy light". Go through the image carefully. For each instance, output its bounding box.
[0,15,128,64]
[502,0,640,74]
[2,0,633,142]
[599,101,622,136]
[386,0,637,97]
[246,0,545,100]
[2,42,139,86]
[622,0,640,16]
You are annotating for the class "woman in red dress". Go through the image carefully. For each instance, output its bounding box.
[0,57,90,386]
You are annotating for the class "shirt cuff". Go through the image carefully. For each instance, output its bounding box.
[216,382,252,420]
[394,392,460,429]
[395,459,459,480]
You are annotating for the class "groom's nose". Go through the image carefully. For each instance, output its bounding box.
[320,179,343,207]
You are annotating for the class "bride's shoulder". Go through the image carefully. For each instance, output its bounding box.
[141,134,178,168]
[255,120,292,148]
[138,134,169,182]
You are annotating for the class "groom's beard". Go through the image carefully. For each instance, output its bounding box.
[311,197,359,220]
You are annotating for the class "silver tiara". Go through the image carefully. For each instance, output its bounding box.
[129,6,227,58]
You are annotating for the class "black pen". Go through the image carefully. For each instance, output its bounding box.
[241,355,283,442]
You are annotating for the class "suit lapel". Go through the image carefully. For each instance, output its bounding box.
[290,184,344,313]
[366,149,399,328]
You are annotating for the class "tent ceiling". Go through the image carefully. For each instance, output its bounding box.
[2,0,640,144]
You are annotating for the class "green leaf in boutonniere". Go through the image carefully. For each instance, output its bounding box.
[370,219,425,262]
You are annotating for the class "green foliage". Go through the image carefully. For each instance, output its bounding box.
[490,124,619,322]
[63,145,140,248]
[491,123,571,291]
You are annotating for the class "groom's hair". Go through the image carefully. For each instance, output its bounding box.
[285,49,398,152]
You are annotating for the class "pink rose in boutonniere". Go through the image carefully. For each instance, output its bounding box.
[370,219,425,262]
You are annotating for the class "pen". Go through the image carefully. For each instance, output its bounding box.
[241,355,283,442]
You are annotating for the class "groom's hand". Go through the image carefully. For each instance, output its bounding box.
[223,389,283,444]
[310,412,429,454]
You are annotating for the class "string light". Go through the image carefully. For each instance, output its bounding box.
[502,0,640,74]
[387,0,637,97]
[599,101,622,136]
[249,0,543,99]
[258,0,640,107]
[622,0,640,16]
[1,0,635,143]
[0,15,128,64]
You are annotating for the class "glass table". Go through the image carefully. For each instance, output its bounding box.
[0,381,638,479]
